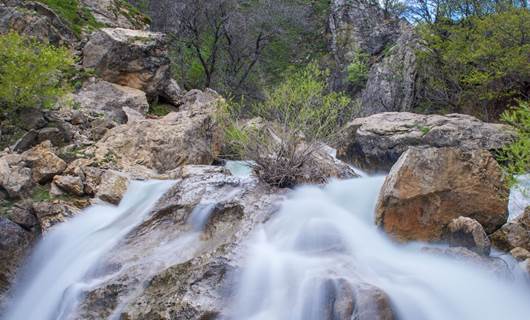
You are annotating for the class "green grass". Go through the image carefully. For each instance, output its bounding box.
[148,103,173,117]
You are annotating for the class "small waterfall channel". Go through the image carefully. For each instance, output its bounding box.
[3,165,530,320]
[2,180,175,320]
[228,176,530,320]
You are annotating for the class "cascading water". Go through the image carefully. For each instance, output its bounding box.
[229,177,530,320]
[3,166,530,320]
[2,180,175,320]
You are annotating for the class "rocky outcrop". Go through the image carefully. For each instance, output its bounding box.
[329,0,399,88]
[447,217,491,256]
[83,28,181,103]
[0,217,33,303]
[73,78,149,124]
[92,90,222,175]
[490,207,530,253]
[328,0,420,114]
[0,1,76,45]
[80,0,149,30]
[375,147,509,242]
[74,165,284,319]
[337,112,514,172]
[361,23,420,115]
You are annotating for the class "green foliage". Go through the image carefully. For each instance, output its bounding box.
[36,0,102,36]
[166,0,330,100]
[0,32,75,115]
[219,62,352,187]
[148,103,173,117]
[497,100,530,188]
[416,8,530,120]
[347,50,370,89]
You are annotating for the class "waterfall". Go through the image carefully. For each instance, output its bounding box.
[3,169,530,320]
[2,180,175,320]
[229,177,530,320]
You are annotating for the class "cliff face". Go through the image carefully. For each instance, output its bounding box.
[329,0,421,115]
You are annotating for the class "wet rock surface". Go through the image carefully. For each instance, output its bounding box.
[0,217,33,305]
[73,165,284,319]
[448,217,491,255]
[376,147,509,242]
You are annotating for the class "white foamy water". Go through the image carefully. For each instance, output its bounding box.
[229,177,530,320]
[4,168,530,320]
[509,174,530,220]
[3,180,175,320]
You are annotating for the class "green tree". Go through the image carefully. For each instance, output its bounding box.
[415,8,530,120]
[0,32,75,115]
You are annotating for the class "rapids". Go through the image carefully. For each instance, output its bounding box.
[2,180,175,320]
[3,169,530,320]
[228,177,530,320]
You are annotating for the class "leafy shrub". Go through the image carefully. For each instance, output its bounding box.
[0,32,75,115]
[219,62,352,187]
[347,50,370,89]
[497,100,530,189]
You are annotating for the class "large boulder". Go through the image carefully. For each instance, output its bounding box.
[73,79,149,124]
[337,112,514,172]
[490,207,530,252]
[0,1,76,45]
[73,165,284,319]
[375,147,509,242]
[82,28,179,102]
[92,90,223,175]
[0,217,33,303]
